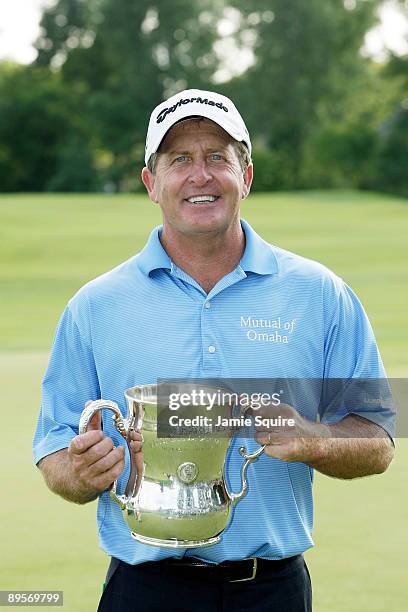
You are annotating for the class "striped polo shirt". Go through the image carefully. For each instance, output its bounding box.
[33,219,391,564]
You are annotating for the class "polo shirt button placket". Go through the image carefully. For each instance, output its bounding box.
[202,299,220,372]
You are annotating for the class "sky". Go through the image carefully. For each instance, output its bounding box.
[0,0,407,65]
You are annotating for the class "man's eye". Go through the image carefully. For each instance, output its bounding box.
[210,154,223,161]
[175,155,189,163]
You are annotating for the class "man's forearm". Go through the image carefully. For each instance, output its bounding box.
[38,449,99,504]
[306,415,394,479]
[258,410,395,479]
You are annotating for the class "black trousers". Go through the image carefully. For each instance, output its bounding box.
[98,555,312,612]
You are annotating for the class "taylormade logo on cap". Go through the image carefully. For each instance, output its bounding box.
[145,88,251,166]
[156,96,229,124]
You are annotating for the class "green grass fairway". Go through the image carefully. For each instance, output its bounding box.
[1,191,407,611]
[0,352,106,611]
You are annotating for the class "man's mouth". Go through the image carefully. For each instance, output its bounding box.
[185,195,219,204]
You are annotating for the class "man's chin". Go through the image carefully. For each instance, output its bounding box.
[181,221,233,237]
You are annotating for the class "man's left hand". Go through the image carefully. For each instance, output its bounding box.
[252,403,328,463]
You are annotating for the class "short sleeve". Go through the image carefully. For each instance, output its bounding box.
[319,281,395,439]
[33,305,101,465]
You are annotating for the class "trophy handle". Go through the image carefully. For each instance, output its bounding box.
[78,399,129,509]
[227,444,266,506]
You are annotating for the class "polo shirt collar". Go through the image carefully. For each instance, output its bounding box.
[239,219,279,275]
[136,226,171,275]
[136,219,279,277]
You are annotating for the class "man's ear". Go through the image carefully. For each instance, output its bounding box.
[141,167,158,203]
[242,162,253,199]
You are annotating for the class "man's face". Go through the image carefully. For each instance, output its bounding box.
[142,119,252,239]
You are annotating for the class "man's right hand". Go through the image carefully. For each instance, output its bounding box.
[67,409,125,498]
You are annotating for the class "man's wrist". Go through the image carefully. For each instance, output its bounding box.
[39,449,102,505]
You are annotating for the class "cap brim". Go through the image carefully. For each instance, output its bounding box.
[146,108,250,165]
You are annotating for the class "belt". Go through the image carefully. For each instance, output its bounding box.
[130,554,302,583]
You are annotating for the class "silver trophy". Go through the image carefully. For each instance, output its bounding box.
[79,383,265,548]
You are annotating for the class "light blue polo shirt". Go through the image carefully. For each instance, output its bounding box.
[33,220,391,564]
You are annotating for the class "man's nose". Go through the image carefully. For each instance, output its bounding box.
[188,160,212,185]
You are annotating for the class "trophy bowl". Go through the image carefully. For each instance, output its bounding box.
[79,383,265,548]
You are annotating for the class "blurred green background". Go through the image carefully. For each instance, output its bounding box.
[1,192,407,611]
[0,0,407,196]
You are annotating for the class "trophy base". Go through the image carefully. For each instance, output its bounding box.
[131,533,221,548]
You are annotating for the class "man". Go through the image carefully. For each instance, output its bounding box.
[33,89,394,611]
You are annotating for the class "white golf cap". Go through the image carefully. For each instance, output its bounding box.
[144,88,251,166]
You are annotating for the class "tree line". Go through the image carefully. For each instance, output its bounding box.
[0,0,406,195]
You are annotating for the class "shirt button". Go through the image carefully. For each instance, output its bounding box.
[205,301,211,309]
[208,345,216,353]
